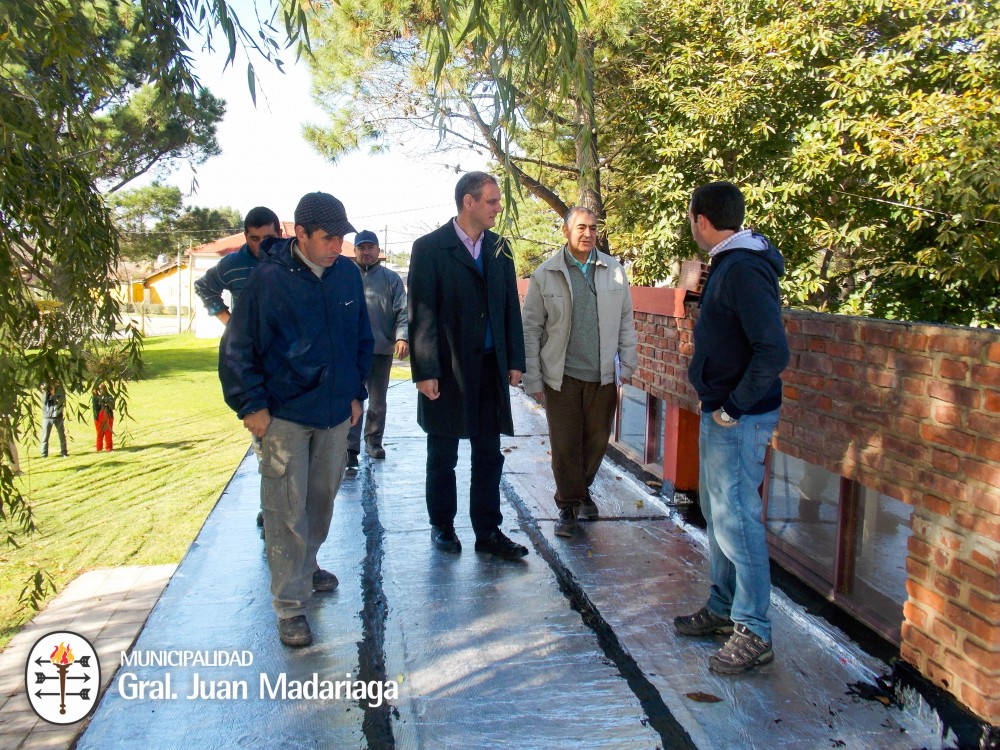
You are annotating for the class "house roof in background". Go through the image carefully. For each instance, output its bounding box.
[187,221,358,259]
[143,261,189,285]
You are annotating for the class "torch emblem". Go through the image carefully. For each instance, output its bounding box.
[25,631,100,725]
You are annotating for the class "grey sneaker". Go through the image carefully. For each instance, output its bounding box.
[709,623,774,674]
[673,606,735,636]
[578,496,599,521]
[554,506,578,538]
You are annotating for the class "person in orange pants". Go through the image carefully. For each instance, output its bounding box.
[92,384,114,451]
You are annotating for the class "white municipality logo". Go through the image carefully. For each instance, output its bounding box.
[25,631,101,724]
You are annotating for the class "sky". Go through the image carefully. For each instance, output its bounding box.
[148,13,490,255]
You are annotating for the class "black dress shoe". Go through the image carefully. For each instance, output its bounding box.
[345,451,360,474]
[431,525,462,553]
[474,529,529,560]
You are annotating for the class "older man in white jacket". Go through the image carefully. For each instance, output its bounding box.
[522,206,638,538]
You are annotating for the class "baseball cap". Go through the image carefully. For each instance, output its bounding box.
[294,192,356,236]
[354,230,379,247]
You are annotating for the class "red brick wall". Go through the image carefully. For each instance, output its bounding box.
[630,295,1000,723]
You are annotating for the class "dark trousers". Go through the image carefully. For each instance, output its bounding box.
[426,354,504,538]
[348,354,393,452]
[543,375,618,509]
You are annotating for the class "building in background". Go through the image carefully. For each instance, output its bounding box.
[186,222,363,338]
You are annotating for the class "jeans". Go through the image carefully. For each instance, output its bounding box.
[41,415,67,457]
[348,354,393,453]
[699,407,779,642]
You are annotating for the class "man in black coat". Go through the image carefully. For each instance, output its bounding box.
[407,171,529,560]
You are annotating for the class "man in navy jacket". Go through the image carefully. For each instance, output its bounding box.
[674,181,789,675]
[220,192,373,647]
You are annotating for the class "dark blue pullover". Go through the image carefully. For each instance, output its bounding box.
[219,239,374,429]
[688,234,790,418]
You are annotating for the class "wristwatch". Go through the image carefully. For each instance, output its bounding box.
[718,407,736,424]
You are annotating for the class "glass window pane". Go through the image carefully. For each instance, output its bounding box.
[849,487,912,628]
[619,384,647,459]
[652,399,666,467]
[766,452,840,582]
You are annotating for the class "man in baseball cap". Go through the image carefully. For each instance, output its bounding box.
[220,191,373,647]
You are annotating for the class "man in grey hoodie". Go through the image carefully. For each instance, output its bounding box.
[674,181,789,675]
[346,230,408,471]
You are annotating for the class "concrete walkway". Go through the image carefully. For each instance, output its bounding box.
[3,386,955,749]
[0,566,174,750]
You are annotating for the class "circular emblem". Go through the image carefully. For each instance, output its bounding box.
[25,631,101,724]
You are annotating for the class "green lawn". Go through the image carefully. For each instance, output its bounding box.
[0,334,248,650]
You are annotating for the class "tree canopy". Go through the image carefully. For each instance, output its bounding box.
[110,184,242,261]
[306,0,1000,327]
[604,0,1000,326]
[0,0,310,606]
[304,0,621,243]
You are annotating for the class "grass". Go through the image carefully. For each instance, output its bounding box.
[0,334,248,651]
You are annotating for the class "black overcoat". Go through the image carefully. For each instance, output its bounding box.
[407,221,526,438]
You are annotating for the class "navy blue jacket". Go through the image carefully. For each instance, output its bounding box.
[688,234,789,417]
[219,239,374,429]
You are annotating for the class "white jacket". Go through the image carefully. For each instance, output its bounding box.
[521,248,638,394]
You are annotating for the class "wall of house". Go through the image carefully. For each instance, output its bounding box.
[628,291,999,722]
[145,265,196,311]
[188,254,226,339]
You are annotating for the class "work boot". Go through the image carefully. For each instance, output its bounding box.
[578,496,600,521]
[366,443,386,459]
[277,615,312,647]
[554,506,578,538]
[673,606,735,636]
[709,624,774,675]
[312,569,339,592]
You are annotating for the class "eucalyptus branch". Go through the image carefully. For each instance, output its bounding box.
[11,237,55,282]
[461,95,568,216]
[510,155,578,175]
[107,147,174,194]
[507,83,573,127]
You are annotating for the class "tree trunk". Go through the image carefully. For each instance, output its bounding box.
[574,33,607,251]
